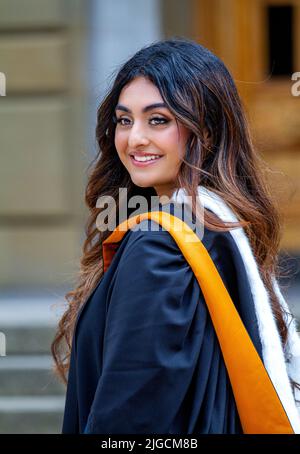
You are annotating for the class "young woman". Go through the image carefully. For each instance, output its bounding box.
[51,37,300,434]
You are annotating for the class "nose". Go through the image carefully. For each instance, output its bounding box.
[127,121,150,149]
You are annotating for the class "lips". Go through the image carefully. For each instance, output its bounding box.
[129,154,163,167]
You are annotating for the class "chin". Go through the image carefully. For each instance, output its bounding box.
[130,177,157,189]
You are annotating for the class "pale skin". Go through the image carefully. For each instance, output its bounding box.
[114,76,191,199]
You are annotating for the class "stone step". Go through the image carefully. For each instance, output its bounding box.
[1,325,57,355]
[0,355,65,396]
[0,296,67,433]
[0,396,65,434]
[0,295,65,355]
[0,295,65,328]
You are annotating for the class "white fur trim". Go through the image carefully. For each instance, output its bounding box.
[171,186,300,433]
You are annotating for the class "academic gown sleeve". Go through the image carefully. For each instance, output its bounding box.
[83,220,243,434]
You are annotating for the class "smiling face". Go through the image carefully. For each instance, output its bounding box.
[114,76,190,198]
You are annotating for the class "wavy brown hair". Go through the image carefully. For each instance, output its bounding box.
[51,37,299,397]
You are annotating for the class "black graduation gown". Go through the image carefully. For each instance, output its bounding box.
[62,212,263,434]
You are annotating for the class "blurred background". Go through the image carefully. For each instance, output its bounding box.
[0,0,299,434]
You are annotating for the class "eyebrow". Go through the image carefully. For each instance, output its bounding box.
[115,102,168,113]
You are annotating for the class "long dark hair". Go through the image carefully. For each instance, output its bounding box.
[51,37,299,397]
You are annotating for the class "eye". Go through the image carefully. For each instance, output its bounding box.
[116,117,130,126]
[115,116,169,127]
[149,117,169,125]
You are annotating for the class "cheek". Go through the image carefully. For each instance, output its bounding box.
[162,128,187,163]
[160,128,179,148]
[114,131,125,153]
[114,132,128,167]
[161,126,188,154]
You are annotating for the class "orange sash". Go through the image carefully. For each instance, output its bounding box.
[102,211,294,434]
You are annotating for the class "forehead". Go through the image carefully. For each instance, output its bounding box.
[118,76,162,102]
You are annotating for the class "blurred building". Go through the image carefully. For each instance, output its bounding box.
[0,0,299,434]
[194,0,300,253]
[1,0,299,293]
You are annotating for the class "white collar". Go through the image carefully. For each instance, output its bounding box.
[172,186,300,433]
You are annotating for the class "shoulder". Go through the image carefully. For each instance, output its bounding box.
[118,216,240,273]
[119,215,252,307]
[110,218,243,325]
[118,218,189,272]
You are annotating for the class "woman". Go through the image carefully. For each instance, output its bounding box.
[51,37,300,434]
